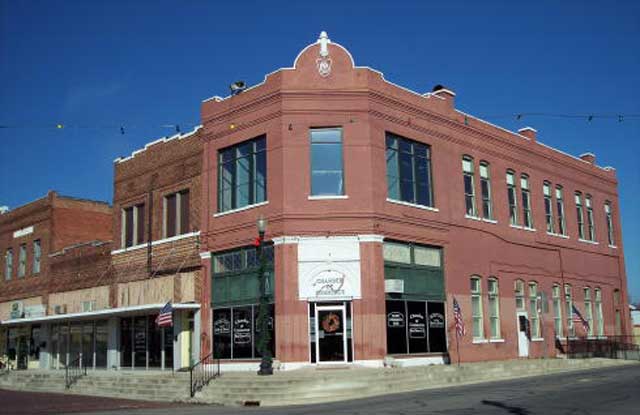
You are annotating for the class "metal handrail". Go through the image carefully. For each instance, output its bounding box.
[65,355,87,389]
[566,335,640,360]
[189,352,220,397]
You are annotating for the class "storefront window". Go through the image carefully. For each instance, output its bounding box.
[386,300,446,355]
[213,304,275,360]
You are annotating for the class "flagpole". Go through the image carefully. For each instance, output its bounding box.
[456,330,461,367]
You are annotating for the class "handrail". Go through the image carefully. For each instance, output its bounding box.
[189,352,220,397]
[65,355,88,389]
[566,335,640,360]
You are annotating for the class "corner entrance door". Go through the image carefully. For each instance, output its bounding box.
[517,311,530,358]
[315,305,347,363]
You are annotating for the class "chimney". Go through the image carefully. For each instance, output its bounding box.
[0,206,9,214]
[431,84,455,110]
[518,127,537,141]
[579,152,596,165]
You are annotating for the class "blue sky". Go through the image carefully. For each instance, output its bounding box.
[1,0,639,301]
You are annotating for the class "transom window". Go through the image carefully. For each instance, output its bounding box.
[462,156,477,216]
[218,135,267,212]
[310,128,344,196]
[479,161,493,220]
[386,132,434,207]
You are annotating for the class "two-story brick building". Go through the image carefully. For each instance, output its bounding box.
[197,32,631,369]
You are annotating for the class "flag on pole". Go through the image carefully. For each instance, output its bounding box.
[155,301,173,327]
[571,305,589,333]
[453,297,466,337]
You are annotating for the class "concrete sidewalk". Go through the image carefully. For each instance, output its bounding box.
[192,358,638,406]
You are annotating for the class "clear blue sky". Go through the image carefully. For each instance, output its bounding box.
[1,0,639,301]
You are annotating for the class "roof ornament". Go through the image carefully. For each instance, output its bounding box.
[316,31,332,77]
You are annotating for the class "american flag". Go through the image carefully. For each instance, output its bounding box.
[155,301,173,327]
[453,297,466,337]
[572,305,589,333]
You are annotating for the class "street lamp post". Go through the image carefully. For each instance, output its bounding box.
[256,216,273,375]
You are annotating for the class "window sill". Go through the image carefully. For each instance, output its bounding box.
[523,227,536,232]
[111,231,201,255]
[308,195,349,200]
[547,232,569,239]
[531,337,544,342]
[509,224,522,229]
[472,338,488,344]
[489,338,505,343]
[386,198,439,212]
[578,238,599,245]
[214,201,268,217]
[608,244,617,249]
[465,214,481,221]
[482,218,498,224]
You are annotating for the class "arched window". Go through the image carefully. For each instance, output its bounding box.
[487,277,500,339]
[470,276,483,339]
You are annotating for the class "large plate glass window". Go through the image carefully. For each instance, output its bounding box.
[218,135,267,212]
[310,128,344,196]
[386,133,433,207]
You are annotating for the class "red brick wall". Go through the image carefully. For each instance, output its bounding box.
[199,40,631,362]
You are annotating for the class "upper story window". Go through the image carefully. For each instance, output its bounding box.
[521,174,533,229]
[543,181,554,233]
[33,240,41,275]
[506,170,518,225]
[18,244,27,278]
[470,276,483,339]
[556,186,567,236]
[575,192,585,240]
[479,162,493,220]
[122,203,145,248]
[310,128,344,196]
[585,194,596,241]
[5,249,13,280]
[164,190,190,238]
[213,245,275,274]
[218,135,267,212]
[605,201,615,245]
[462,156,477,217]
[386,133,433,207]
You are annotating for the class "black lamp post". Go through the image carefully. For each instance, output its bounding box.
[256,216,273,375]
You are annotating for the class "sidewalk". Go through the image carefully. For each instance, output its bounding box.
[192,358,638,406]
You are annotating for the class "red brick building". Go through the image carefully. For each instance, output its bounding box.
[198,32,631,368]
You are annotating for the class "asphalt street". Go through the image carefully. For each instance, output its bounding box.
[3,363,639,415]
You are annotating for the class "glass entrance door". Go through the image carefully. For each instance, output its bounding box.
[315,305,347,363]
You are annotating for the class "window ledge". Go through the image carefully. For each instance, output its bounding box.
[308,195,349,200]
[214,201,269,217]
[482,218,498,224]
[523,227,537,232]
[111,231,201,255]
[547,232,570,239]
[386,198,439,212]
[531,337,544,342]
[509,224,522,229]
[608,244,617,249]
[578,238,599,245]
[489,338,505,343]
[465,214,481,221]
[472,338,488,344]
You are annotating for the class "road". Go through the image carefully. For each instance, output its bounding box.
[2,364,639,414]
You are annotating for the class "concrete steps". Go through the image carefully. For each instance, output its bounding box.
[193,358,636,406]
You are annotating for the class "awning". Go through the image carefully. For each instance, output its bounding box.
[0,302,200,326]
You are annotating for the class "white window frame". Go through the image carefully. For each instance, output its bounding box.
[515,279,525,310]
[585,195,596,242]
[604,202,615,246]
[528,282,540,338]
[565,284,574,337]
[471,276,484,340]
[480,161,493,220]
[463,156,477,217]
[575,192,585,240]
[552,284,563,337]
[556,186,567,236]
[521,174,533,229]
[543,182,555,234]
[594,288,604,336]
[507,171,518,226]
[584,287,594,337]
[487,277,500,339]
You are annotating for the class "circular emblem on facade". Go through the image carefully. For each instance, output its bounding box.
[321,312,341,333]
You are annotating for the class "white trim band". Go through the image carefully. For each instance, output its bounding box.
[213,201,269,217]
[111,231,200,255]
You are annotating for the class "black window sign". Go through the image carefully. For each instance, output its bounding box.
[233,318,252,345]
[387,311,405,328]
[408,312,426,339]
[429,312,445,328]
